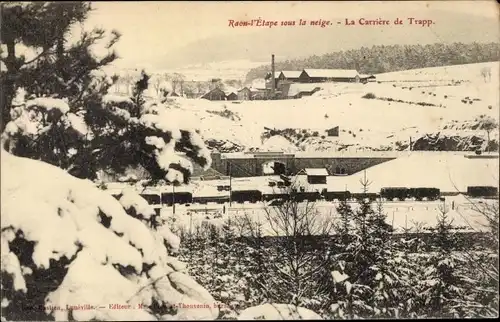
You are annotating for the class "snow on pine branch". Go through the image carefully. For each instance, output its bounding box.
[0,150,218,321]
[2,88,211,184]
[3,88,90,144]
[99,93,212,183]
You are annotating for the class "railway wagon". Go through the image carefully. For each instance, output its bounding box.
[231,190,263,203]
[380,187,409,201]
[467,186,498,198]
[408,188,440,201]
[262,192,290,202]
[352,192,379,201]
[380,187,440,201]
[140,193,162,205]
[161,192,193,205]
[292,191,322,202]
[192,196,229,204]
[323,191,352,201]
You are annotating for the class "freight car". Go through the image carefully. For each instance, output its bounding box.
[140,193,162,205]
[322,191,352,201]
[161,192,193,205]
[467,186,498,198]
[380,187,409,201]
[192,196,229,204]
[230,190,263,203]
[351,192,379,201]
[380,187,440,201]
[408,188,440,201]
[291,191,322,202]
[262,192,290,202]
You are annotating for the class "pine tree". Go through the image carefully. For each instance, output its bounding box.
[1,3,217,320]
[1,2,120,131]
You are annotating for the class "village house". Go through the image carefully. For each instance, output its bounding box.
[278,70,302,83]
[359,74,377,84]
[201,88,226,101]
[326,126,340,137]
[225,91,238,101]
[294,168,329,193]
[298,69,360,83]
[237,87,252,100]
[250,88,269,100]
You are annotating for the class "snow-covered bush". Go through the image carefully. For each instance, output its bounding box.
[1,150,218,321]
[2,73,211,182]
[1,73,215,321]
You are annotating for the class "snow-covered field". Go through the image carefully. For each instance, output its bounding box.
[159,195,494,237]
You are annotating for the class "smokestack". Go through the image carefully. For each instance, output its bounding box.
[271,54,275,97]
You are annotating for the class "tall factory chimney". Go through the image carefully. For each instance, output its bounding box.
[271,54,275,98]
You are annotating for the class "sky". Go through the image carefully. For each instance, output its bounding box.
[80,1,498,68]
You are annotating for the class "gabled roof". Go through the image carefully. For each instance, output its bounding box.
[265,71,281,79]
[201,87,225,98]
[302,69,359,79]
[297,168,329,176]
[238,87,251,92]
[224,86,238,96]
[280,71,302,79]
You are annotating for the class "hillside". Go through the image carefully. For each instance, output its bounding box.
[245,42,500,82]
[151,62,498,154]
[153,10,499,69]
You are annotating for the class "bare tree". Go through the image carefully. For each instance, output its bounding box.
[110,74,120,93]
[170,73,186,95]
[152,75,162,96]
[259,182,336,307]
[480,66,492,83]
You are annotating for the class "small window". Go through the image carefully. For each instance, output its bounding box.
[335,166,341,174]
[217,185,224,191]
[340,168,346,175]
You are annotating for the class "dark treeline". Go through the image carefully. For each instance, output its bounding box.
[245,42,500,82]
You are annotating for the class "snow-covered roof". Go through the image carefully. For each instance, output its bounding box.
[280,71,302,79]
[300,168,329,176]
[265,71,281,79]
[302,69,359,79]
[286,83,321,97]
[249,87,266,93]
[224,86,238,96]
[359,74,376,79]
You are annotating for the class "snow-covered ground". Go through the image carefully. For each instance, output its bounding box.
[330,152,499,194]
[124,62,499,153]
[159,196,494,237]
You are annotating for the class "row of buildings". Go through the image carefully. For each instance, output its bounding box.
[200,86,267,101]
[266,69,376,85]
[200,68,376,101]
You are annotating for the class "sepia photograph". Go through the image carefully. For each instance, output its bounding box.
[1,1,499,320]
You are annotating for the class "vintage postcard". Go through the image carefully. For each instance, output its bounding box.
[1,0,499,321]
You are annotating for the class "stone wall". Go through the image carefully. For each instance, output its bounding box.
[193,153,396,177]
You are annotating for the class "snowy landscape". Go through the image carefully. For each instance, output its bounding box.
[1,1,499,321]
